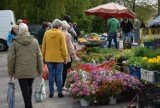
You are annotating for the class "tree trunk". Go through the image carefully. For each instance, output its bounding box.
[158,0,160,14]
[132,0,136,12]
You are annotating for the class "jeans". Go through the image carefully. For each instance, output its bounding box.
[108,32,118,49]
[122,31,132,42]
[47,62,63,94]
[18,78,34,108]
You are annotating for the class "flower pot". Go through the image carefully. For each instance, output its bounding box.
[109,96,117,104]
[79,99,90,107]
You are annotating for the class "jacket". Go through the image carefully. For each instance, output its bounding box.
[42,28,68,62]
[121,20,134,33]
[6,32,14,47]
[37,28,46,45]
[107,18,120,33]
[62,30,79,62]
[8,35,43,79]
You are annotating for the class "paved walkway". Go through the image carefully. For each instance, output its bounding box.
[0,44,138,108]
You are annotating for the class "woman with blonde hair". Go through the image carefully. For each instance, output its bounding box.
[8,23,43,108]
[61,20,80,88]
[6,25,18,47]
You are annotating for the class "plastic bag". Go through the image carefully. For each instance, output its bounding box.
[41,64,48,80]
[7,82,15,108]
[35,78,46,102]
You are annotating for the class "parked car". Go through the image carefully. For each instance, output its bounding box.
[28,24,41,38]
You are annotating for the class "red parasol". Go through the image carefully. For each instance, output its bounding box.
[85,2,136,19]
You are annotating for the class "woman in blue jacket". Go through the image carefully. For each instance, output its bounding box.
[6,25,18,47]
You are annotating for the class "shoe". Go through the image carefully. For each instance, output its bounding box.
[58,93,64,98]
[49,94,53,98]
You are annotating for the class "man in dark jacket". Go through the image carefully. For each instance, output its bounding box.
[121,18,134,43]
[37,22,49,47]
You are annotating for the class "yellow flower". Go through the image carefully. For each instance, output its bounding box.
[142,57,148,60]
[153,58,156,60]
[148,59,154,63]
[157,56,160,60]
[156,59,159,63]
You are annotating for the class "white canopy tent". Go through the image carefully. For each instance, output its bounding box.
[150,15,160,26]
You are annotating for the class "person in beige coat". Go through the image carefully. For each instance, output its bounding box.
[61,20,80,87]
[8,23,43,108]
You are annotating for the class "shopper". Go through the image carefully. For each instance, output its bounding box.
[6,25,18,47]
[17,19,23,25]
[42,19,68,98]
[121,18,134,43]
[8,23,43,108]
[107,16,120,49]
[61,20,80,88]
[37,22,49,48]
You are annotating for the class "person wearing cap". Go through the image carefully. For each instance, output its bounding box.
[61,20,80,89]
[6,25,18,47]
[22,20,28,25]
[37,22,49,48]
[42,19,68,98]
[107,16,120,49]
[121,18,134,43]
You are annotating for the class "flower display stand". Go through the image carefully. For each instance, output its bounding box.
[108,96,117,104]
[79,99,90,106]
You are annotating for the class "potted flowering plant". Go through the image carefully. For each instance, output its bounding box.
[70,81,98,103]
[95,79,123,104]
[65,71,80,89]
[141,56,160,71]
[107,80,123,97]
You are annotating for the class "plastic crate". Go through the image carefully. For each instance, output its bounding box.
[154,71,160,83]
[140,68,154,83]
[144,42,156,49]
[129,65,141,78]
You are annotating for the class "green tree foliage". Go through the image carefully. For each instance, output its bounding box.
[0,0,157,32]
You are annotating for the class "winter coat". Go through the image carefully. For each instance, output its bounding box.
[62,30,79,62]
[42,28,68,63]
[37,28,46,45]
[7,35,43,79]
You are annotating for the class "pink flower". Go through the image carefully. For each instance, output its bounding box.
[77,82,81,86]
[80,91,83,95]
[68,78,72,82]
[91,90,95,94]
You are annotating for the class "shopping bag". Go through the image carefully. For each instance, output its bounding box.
[7,82,15,108]
[35,78,46,102]
[41,64,48,80]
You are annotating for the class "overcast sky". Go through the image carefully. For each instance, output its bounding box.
[136,0,157,5]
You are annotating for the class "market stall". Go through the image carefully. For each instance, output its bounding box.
[78,33,107,47]
[64,46,160,107]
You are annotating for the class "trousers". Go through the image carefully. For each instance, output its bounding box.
[18,78,34,108]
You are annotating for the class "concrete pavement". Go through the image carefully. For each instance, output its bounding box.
[0,45,138,108]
